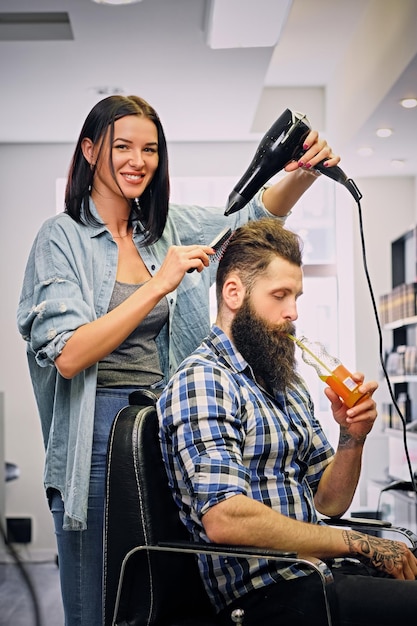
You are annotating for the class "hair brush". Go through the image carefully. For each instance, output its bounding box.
[187,227,233,273]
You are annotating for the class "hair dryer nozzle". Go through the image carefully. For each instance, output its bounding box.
[226,190,249,217]
[225,109,362,215]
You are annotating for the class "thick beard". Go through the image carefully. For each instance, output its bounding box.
[231,297,299,393]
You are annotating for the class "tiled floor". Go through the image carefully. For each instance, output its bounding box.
[0,560,64,626]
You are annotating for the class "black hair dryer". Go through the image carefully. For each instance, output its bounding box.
[225,109,362,216]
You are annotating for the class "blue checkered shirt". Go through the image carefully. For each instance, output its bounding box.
[157,325,335,612]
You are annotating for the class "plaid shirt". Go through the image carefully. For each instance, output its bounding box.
[157,325,335,612]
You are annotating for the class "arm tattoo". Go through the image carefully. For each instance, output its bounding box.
[339,430,366,448]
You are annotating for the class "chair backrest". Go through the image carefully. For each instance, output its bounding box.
[104,396,218,626]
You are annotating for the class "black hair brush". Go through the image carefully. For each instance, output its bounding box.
[187,227,233,273]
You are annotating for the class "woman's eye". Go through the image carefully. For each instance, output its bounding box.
[115,144,128,150]
[144,147,157,154]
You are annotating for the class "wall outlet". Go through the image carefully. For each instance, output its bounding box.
[6,517,32,544]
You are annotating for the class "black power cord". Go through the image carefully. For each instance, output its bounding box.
[0,517,42,626]
[354,191,417,496]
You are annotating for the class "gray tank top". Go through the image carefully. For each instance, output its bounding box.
[97,281,169,388]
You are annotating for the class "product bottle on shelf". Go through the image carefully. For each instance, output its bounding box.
[395,392,411,428]
[288,335,368,408]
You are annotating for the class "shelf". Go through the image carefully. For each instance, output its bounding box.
[388,375,417,384]
[381,227,417,521]
[386,427,417,440]
[383,316,417,330]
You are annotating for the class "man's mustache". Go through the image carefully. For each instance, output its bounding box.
[268,321,296,337]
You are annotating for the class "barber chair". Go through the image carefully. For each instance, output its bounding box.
[103,391,417,626]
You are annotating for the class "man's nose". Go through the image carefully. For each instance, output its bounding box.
[284,302,298,322]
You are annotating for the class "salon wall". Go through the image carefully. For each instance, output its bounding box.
[0,142,415,558]
[1,144,74,559]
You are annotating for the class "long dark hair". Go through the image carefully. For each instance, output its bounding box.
[64,95,170,244]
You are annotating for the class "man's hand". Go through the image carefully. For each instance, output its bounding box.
[343,530,417,580]
[325,374,378,445]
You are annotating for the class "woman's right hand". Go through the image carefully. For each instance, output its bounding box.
[152,244,214,294]
[55,243,213,379]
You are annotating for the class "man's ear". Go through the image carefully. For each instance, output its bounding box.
[222,273,246,311]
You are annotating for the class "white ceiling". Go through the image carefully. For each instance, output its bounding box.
[1,0,417,179]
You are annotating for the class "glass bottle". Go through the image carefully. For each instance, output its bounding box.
[288,334,368,408]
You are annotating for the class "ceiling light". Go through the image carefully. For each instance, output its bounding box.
[90,86,125,95]
[376,128,392,138]
[400,97,417,109]
[357,147,373,157]
[91,0,142,5]
[391,159,405,169]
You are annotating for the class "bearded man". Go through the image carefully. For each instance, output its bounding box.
[157,217,417,626]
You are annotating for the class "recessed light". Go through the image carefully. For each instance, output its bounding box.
[376,128,392,138]
[357,147,373,157]
[400,97,417,109]
[391,159,405,169]
[90,86,125,95]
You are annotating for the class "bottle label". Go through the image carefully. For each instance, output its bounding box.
[322,364,367,408]
[342,376,357,391]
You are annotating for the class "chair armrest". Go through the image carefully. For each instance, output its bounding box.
[158,540,297,559]
[322,516,391,528]
[321,517,417,548]
[156,540,334,587]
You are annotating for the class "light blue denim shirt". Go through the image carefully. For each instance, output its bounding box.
[17,190,287,530]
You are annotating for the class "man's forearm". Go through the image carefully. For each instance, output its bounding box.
[313,431,365,517]
[203,493,349,557]
[202,494,417,580]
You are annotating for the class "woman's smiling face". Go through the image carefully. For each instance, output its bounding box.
[87,114,159,202]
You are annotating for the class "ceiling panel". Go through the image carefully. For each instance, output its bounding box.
[0,0,416,178]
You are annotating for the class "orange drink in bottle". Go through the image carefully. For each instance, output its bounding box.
[319,364,367,408]
[288,334,368,408]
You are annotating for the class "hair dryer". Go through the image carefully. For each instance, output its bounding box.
[225,109,362,216]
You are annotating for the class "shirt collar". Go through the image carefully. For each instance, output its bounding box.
[206,324,291,405]
[206,325,253,376]
[81,197,145,241]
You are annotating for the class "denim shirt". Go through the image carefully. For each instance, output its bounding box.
[17,190,287,530]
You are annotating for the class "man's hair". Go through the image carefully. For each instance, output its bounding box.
[215,217,303,303]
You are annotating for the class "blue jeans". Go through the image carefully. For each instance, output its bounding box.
[49,387,140,626]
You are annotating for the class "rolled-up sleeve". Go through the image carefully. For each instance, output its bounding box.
[20,280,93,366]
[159,362,250,519]
[17,218,96,367]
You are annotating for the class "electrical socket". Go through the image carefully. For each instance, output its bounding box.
[6,517,32,544]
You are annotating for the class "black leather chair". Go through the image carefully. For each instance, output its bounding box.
[103,391,417,626]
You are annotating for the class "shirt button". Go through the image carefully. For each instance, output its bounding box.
[170,299,174,304]
[151,265,155,271]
